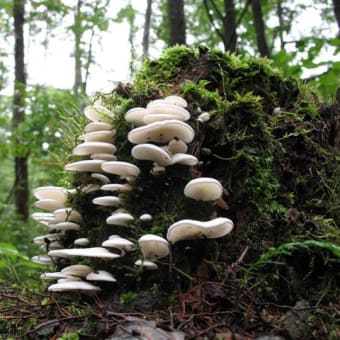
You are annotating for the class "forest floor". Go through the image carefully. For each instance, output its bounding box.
[1,279,339,339]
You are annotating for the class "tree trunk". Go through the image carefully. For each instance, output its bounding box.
[13,0,28,220]
[251,0,271,57]
[333,0,340,37]
[142,0,152,60]
[168,0,186,46]
[223,0,237,52]
[73,0,83,94]
[276,0,285,49]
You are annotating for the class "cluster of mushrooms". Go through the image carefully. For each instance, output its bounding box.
[31,95,234,293]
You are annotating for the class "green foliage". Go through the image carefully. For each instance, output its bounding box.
[0,242,45,284]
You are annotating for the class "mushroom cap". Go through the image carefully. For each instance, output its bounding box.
[48,241,64,250]
[144,102,190,123]
[106,212,134,226]
[102,235,136,252]
[139,213,152,222]
[168,139,188,154]
[65,160,105,173]
[170,153,198,166]
[85,121,114,133]
[135,259,158,270]
[84,105,115,123]
[48,247,120,259]
[53,208,82,222]
[31,212,57,225]
[34,199,66,211]
[74,238,90,246]
[92,196,121,207]
[167,217,234,244]
[33,233,63,244]
[82,130,115,143]
[128,119,195,144]
[61,264,93,277]
[184,177,223,201]
[101,183,132,192]
[197,112,211,123]
[80,184,101,193]
[138,234,170,260]
[101,161,140,179]
[40,272,70,280]
[125,107,148,126]
[33,186,67,203]
[54,222,81,231]
[48,281,101,292]
[131,144,172,166]
[90,153,117,161]
[91,173,111,184]
[164,95,187,107]
[86,270,117,282]
[72,142,116,156]
[31,255,53,265]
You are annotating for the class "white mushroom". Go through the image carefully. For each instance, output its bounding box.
[33,233,63,244]
[167,217,234,244]
[33,186,67,204]
[138,234,170,260]
[74,238,90,246]
[65,160,105,173]
[128,120,195,144]
[106,212,135,226]
[92,196,121,207]
[170,153,198,166]
[34,199,66,211]
[84,105,115,123]
[82,130,115,143]
[101,161,140,179]
[61,264,93,277]
[125,107,148,126]
[197,112,211,123]
[48,281,101,292]
[91,173,111,184]
[164,95,188,107]
[72,142,116,156]
[146,101,190,121]
[168,139,188,154]
[54,222,81,231]
[102,235,136,252]
[86,270,117,282]
[184,177,223,201]
[53,208,82,222]
[31,255,53,265]
[90,153,117,161]
[135,259,158,270]
[139,213,152,222]
[48,247,120,259]
[40,272,70,280]
[85,121,114,133]
[101,183,132,193]
[131,144,172,166]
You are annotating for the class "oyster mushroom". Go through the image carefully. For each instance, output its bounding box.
[184,177,223,201]
[84,105,115,123]
[101,161,140,179]
[128,119,195,144]
[48,281,101,292]
[131,144,172,166]
[72,142,116,156]
[138,234,170,260]
[65,160,105,173]
[86,270,117,282]
[48,247,120,259]
[166,217,234,244]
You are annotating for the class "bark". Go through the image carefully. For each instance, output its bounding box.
[13,0,29,220]
[73,0,83,94]
[142,0,152,60]
[251,0,271,57]
[223,0,237,52]
[168,0,186,46]
[276,0,285,49]
[333,0,340,37]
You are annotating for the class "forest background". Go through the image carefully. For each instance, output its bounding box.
[0,0,339,294]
